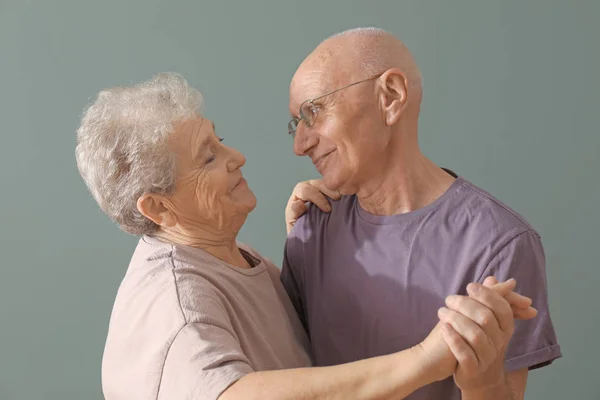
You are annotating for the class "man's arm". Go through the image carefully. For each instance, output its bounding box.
[463,230,560,399]
[460,368,528,400]
[440,229,561,400]
[439,278,518,400]
[506,369,529,400]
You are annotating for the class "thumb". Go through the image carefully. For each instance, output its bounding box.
[483,276,499,288]
[286,200,307,233]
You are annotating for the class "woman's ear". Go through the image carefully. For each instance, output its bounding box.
[137,194,177,228]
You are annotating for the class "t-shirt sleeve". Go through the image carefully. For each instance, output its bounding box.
[280,233,309,333]
[158,322,253,400]
[481,229,562,372]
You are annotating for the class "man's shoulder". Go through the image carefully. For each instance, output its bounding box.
[453,178,539,237]
[289,195,354,239]
[284,195,352,267]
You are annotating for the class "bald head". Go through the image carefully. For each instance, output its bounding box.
[288,28,425,194]
[291,27,422,100]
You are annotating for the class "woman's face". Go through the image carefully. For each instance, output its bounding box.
[166,116,256,232]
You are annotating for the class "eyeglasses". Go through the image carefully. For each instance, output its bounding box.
[287,73,383,138]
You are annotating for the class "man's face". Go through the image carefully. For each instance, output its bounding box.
[289,68,388,194]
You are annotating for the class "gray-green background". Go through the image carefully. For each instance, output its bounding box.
[1,0,598,398]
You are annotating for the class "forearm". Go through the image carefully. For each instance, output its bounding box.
[220,346,435,400]
[461,375,516,400]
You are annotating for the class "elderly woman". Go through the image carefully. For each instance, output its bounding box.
[76,73,535,400]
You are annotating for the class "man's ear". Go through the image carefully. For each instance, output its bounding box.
[378,68,408,126]
[136,193,177,228]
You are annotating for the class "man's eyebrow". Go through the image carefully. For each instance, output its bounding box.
[289,102,300,118]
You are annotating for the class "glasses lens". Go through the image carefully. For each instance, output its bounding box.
[288,118,298,137]
[300,102,316,127]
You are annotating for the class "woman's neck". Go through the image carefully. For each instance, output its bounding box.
[152,226,251,269]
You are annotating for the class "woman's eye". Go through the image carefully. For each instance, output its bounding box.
[204,138,223,164]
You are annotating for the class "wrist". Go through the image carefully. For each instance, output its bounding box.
[461,372,511,399]
[409,343,445,385]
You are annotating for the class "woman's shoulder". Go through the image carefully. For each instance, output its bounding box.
[128,236,228,323]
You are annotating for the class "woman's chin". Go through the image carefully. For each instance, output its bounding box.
[237,191,257,214]
[246,194,258,213]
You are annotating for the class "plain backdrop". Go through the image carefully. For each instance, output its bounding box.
[0,0,598,398]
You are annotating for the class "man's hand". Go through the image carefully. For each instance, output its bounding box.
[438,277,533,395]
[420,278,536,384]
[285,179,341,234]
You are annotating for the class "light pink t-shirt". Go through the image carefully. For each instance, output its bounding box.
[102,236,312,400]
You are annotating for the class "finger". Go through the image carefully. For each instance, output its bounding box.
[512,306,538,320]
[286,200,307,224]
[293,184,331,212]
[494,288,537,319]
[307,179,342,200]
[483,277,536,316]
[466,283,515,335]
[470,286,537,320]
[439,306,498,369]
[504,290,532,309]
[441,323,479,374]
[445,295,505,352]
[484,277,531,308]
[487,278,517,297]
[483,276,498,287]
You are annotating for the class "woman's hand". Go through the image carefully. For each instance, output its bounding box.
[285,180,341,234]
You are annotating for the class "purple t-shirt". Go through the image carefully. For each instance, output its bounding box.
[281,174,561,399]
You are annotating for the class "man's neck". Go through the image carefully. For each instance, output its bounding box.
[153,226,250,269]
[356,149,456,216]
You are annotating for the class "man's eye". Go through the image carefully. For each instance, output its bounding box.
[218,137,224,142]
[309,106,320,115]
[205,155,216,164]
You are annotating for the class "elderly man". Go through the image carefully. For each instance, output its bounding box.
[282,28,561,400]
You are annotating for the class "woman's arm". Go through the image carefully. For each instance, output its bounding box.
[221,340,445,400]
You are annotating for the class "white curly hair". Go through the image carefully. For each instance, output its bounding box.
[75,72,203,235]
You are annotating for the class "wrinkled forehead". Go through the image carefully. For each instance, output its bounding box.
[173,115,206,139]
[170,116,214,151]
[289,61,353,116]
[288,71,324,114]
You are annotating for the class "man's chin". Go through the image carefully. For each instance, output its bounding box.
[321,174,343,192]
[322,173,356,196]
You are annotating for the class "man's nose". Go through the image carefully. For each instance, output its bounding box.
[293,124,318,156]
